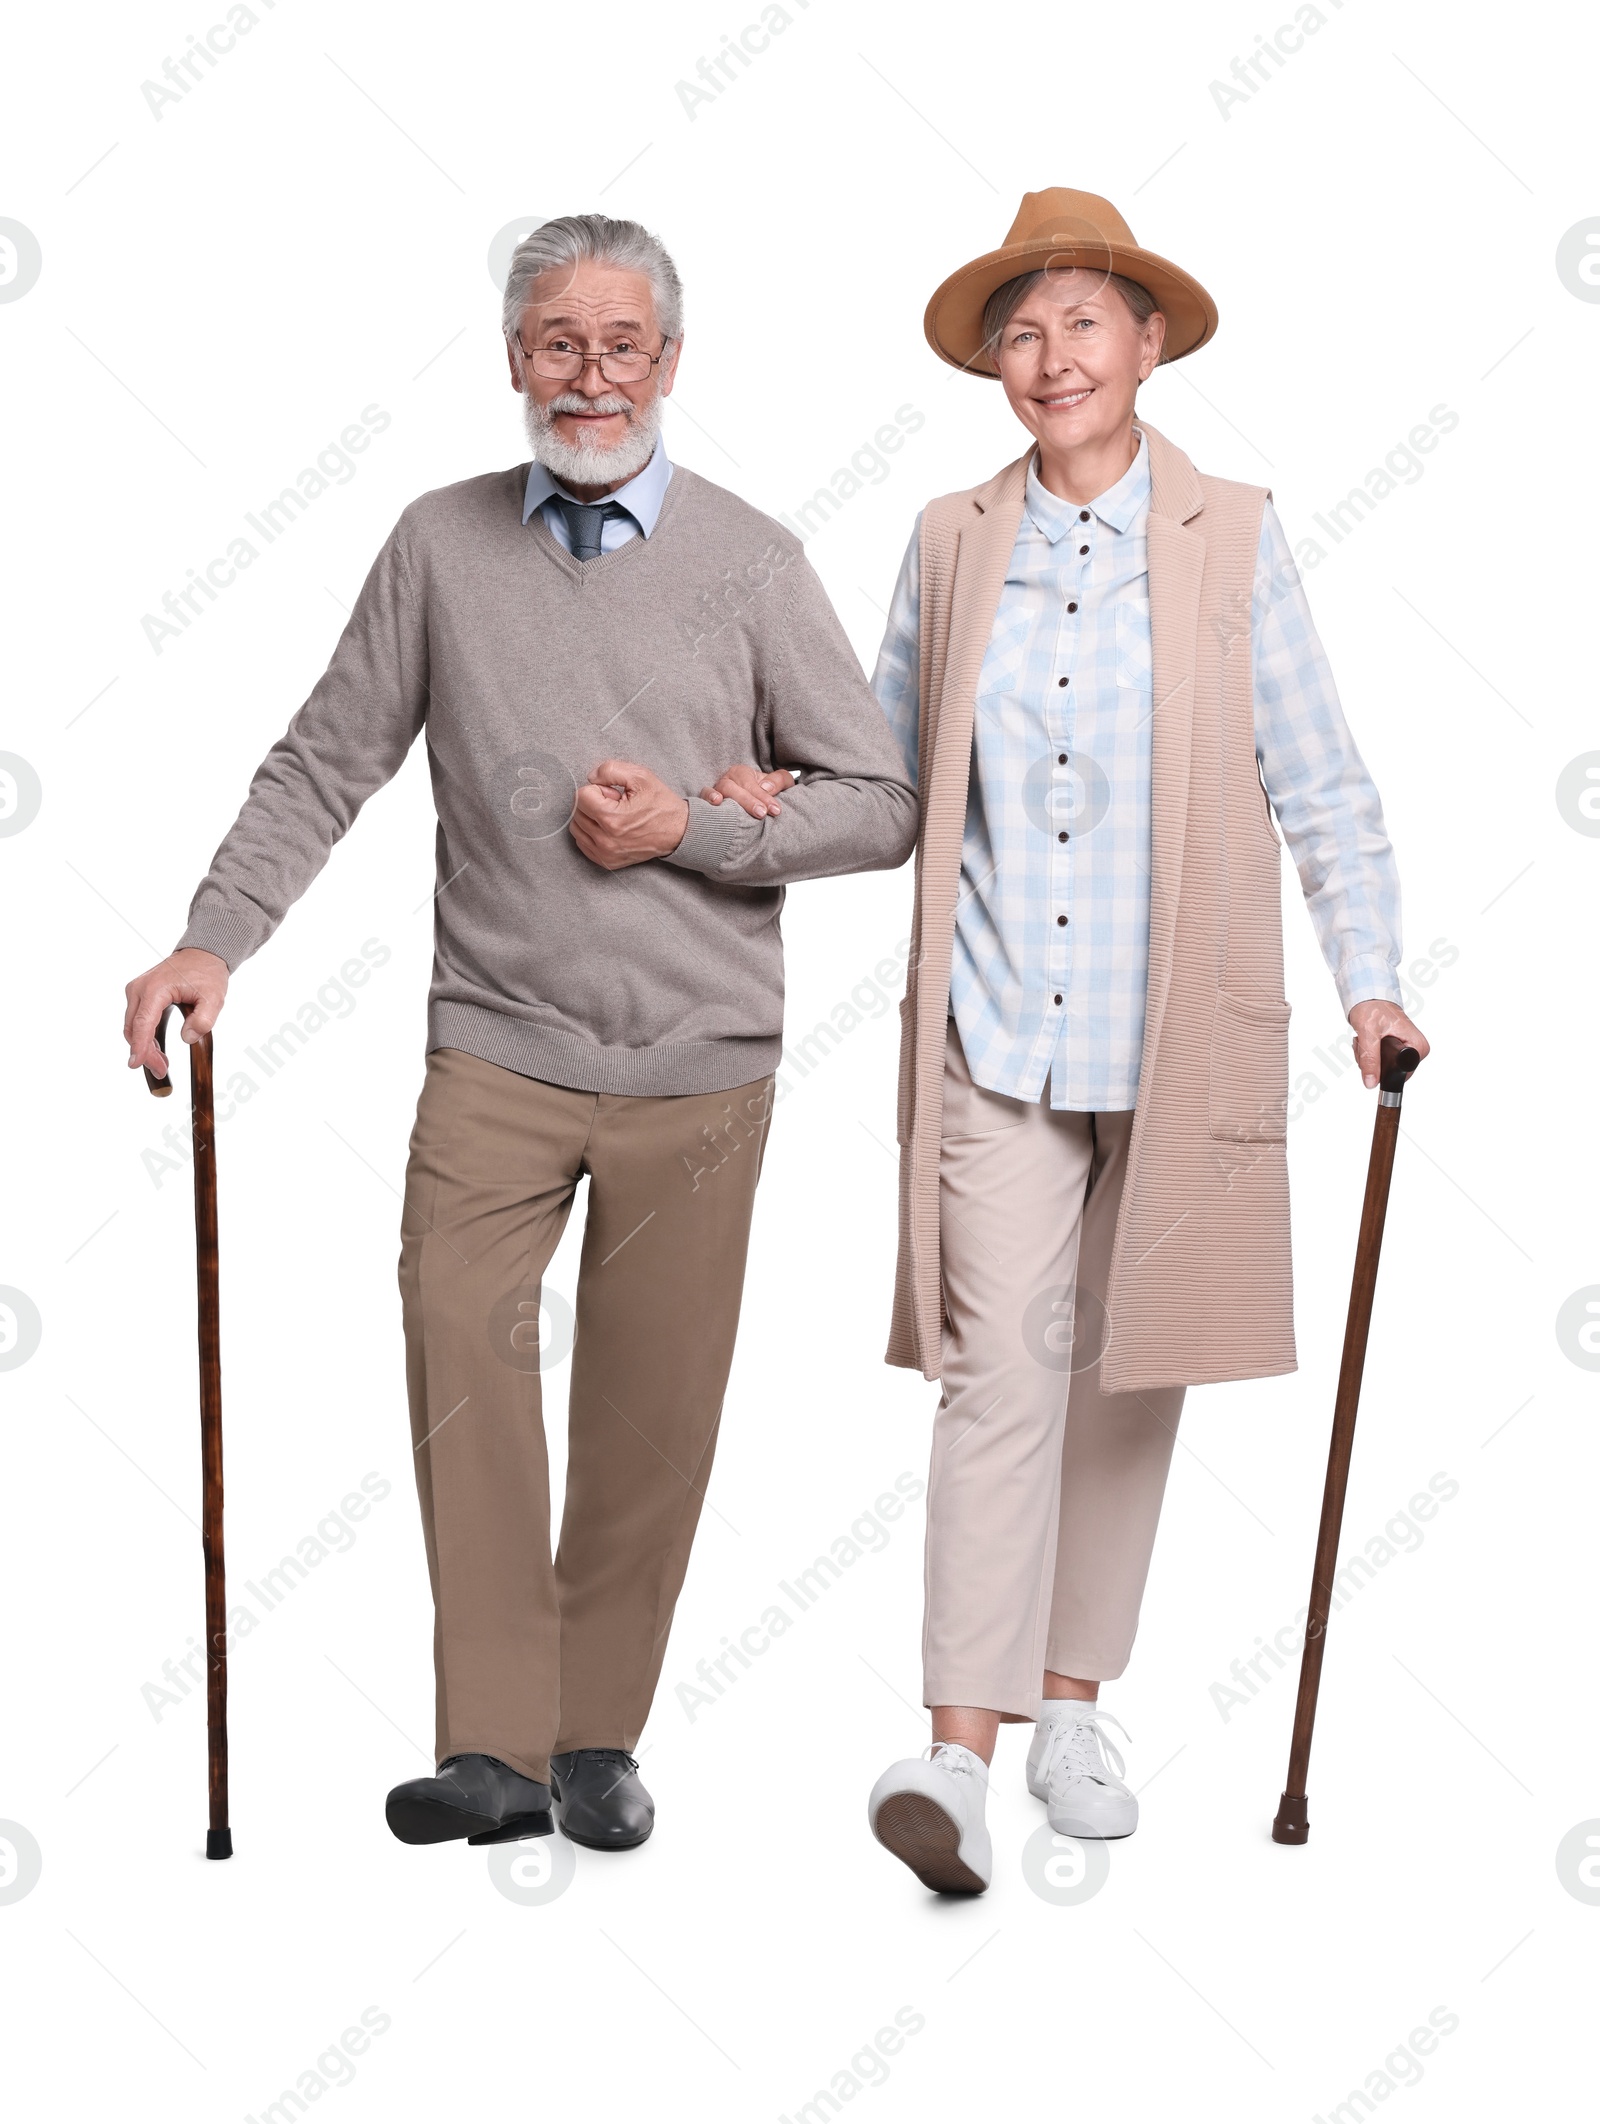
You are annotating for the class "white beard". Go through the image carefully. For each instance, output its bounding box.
[523,387,663,489]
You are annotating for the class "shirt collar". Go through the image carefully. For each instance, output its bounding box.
[1023,429,1150,541]
[522,437,673,534]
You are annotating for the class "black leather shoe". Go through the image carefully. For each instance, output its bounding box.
[549,1749,654,1850]
[385,1753,553,1846]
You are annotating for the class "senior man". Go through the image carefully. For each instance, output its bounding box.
[123,213,915,1854]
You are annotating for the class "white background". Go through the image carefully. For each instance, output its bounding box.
[2,0,1596,2115]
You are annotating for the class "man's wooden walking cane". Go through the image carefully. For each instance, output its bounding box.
[144,1005,233,1860]
[1271,1034,1421,1845]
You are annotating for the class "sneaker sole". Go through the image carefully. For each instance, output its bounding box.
[1046,1806,1137,1840]
[872,1792,987,1895]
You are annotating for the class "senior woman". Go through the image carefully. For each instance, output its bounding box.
[856,187,1431,1897]
[706,188,1429,1895]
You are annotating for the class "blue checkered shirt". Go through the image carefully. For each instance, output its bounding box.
[871,435,1403,1111]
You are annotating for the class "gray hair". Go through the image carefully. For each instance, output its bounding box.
[982,267,1160,362]
[501,213,684,346]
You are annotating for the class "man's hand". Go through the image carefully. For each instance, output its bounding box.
[1348,998,1430,1090]
[570,758,690,871]
[124,948,230,1080]
[700,763,797,820]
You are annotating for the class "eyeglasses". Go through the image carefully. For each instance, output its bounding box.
[514,335,671,384]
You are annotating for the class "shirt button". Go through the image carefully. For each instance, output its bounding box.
[1078,510,1090,522]
[1056,914,1067,926]
[1067,601,1078,614]
[1057,676,1069,688]
[1057,830,1068,842]
[1053,993,1063,1005]
[1078,544,1089,556]
[1057,752,1067,764]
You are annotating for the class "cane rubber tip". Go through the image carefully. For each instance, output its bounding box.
[1271,1792,1309,1844]
[206,1827,234,1860]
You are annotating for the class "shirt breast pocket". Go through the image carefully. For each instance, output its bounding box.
[1115,595,1153,695]
[977,604,1032,699]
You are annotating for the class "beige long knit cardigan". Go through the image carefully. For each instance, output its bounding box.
[886,421,1298,1394]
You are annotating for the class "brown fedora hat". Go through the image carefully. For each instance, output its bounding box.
[924,186,1218,376]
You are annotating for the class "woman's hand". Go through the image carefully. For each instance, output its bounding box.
[1347,998,1430,1089]
[699,764,797,820]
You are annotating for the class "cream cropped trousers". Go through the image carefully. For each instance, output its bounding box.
[923,1020,1185,1717]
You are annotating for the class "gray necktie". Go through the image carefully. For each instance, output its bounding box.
[560,498,626,562]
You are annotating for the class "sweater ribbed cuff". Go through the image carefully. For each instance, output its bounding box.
[662,795,757,876]
[175,908,264,974]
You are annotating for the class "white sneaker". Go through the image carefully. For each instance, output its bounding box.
[1026,1703,1138,1839]
[868,1743,992,1894]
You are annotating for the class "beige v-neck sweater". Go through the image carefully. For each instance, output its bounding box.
[178,463,916,1095]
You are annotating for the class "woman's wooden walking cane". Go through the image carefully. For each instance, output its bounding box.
[1271,1034,1421,1845]
[144,1006,233,1860]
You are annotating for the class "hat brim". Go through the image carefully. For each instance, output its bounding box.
[925,237,1218,376]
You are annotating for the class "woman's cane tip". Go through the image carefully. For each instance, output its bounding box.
[206,1828,233,1860]
[1270,1792,1310,1844]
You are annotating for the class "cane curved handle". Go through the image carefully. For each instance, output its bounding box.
[1378,1036,1421,1099]
[143,1005,179,1097]
[143,1003,211,1096]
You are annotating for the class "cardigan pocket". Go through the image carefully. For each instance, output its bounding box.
[1208,990,1291,1142]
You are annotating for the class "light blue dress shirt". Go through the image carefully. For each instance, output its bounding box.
[871,434,1404,1112]
[522,438,673,551]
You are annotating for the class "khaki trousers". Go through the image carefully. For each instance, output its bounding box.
[397,1047,772,1782]
[924,1021,1184,1718]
